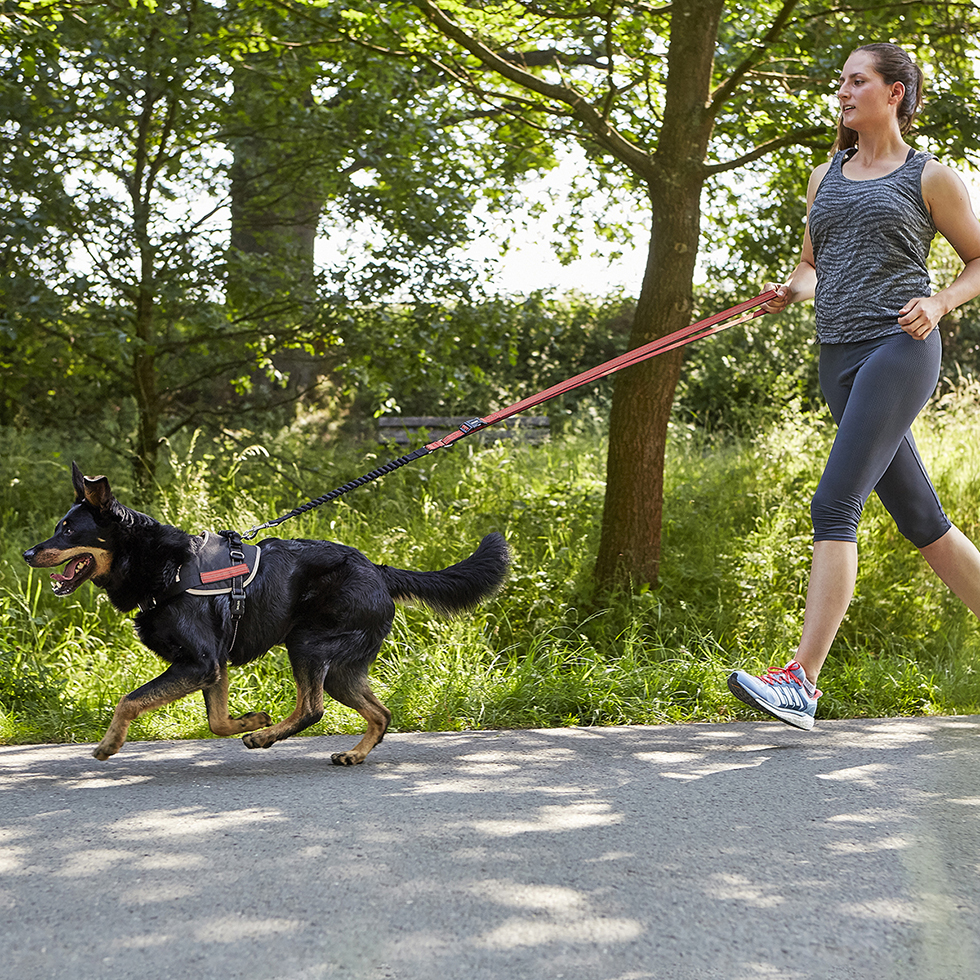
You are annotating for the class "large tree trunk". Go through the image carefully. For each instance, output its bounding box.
[226,59,325,393]
[593,185,702,587]
[131,152,160,499]
[593,0,724,590]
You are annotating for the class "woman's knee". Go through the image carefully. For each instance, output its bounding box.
[811,484,862,542]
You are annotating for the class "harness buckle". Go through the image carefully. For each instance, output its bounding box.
[220,530,248,622]
[229,588,246,619]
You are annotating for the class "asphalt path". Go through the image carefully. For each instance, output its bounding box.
[2,717,980,980]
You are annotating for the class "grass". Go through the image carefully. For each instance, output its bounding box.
[3,387,980,747]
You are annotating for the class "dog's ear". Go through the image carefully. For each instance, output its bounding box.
[71,462,114,512]
[71,461,86,503]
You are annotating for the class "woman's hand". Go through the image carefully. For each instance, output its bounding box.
[762,282,793,314]
[897,296,946,339]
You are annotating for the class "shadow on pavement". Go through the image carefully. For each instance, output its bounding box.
[1,718,979,980]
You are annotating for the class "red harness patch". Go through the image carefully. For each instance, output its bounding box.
[199,563,251,584]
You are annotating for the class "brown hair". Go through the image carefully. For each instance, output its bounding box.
[833,43,924,153]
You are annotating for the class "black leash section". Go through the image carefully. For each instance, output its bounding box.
[243,448,432,540]
[242,290,775,541]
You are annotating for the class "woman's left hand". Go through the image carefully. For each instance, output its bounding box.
[897,296,946,339]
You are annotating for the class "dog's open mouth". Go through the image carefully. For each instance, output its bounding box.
[51,555,96,596]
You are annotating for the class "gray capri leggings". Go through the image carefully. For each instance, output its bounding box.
[813,330,951,548]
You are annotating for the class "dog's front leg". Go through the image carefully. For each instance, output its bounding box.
[202,664,272,737]
[94,661,218,760]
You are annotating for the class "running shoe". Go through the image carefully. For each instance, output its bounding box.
[727,660,821,731]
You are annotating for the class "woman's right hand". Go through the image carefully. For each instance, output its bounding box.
[762,282,791,314]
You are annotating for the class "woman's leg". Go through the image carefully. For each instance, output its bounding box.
[919,526,980,618]
[809,332,946,546]
[791,335,942,686]
[794,540,857,684]
[729,333,944,726]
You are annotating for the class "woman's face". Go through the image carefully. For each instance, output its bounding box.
[837,50,904,132]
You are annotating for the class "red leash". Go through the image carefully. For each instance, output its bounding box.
[243,290,775,538]
[426,289,776,449]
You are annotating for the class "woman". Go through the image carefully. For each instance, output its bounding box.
[728,42,980,730]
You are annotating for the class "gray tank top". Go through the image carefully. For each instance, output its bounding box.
[808,147,936,344]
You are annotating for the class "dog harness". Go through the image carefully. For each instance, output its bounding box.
[138,530,261,617]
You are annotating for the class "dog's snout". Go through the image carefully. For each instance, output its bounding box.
[23,546,38,565]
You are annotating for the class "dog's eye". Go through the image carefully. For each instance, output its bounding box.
[62,522,73,535]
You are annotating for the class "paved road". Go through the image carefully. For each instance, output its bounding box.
[2,718,980,980]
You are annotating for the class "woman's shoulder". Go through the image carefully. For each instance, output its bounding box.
[810,160,834,182]
[921,156,964,189]
[806,160,835,204]
[921,157,975,216]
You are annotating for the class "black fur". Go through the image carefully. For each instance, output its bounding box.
[23,463,509,764]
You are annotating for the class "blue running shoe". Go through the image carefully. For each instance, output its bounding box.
[727,660,820,731]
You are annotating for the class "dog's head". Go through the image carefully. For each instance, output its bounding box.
[22,462,131,595]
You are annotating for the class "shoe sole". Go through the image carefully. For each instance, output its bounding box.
[727,672,815,731]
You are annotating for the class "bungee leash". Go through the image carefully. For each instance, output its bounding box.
[242,289,775,540]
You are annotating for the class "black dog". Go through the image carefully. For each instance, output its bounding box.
[23,463,509,764]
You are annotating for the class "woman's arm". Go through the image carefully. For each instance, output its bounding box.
[763,162,830,313]
[899,162,980,339]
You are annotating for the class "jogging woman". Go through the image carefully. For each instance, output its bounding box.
[728,42,980,730]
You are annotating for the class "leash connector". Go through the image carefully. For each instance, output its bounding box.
[458,417,487,434]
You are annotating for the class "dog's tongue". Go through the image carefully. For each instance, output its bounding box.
[52,557,86,584]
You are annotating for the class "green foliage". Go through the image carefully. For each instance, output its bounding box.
[676,291,822,435]
[0,0,554,477]
[5,380,980,745]
[338,290,633,425]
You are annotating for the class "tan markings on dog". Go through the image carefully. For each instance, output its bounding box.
[242,676,325,750]
[93,671,214,760]
[201,665,272,736]
[325,681,391,767]
[31,544,112,578]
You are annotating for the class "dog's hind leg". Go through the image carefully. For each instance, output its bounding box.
[324,664,392,767]
[202,664,272,737]
[94,661,219,760]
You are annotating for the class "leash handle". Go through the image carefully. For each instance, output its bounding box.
[242,291,775,537]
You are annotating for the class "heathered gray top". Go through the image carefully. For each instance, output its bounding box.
[808,147,936,344]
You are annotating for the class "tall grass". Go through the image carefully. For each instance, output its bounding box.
[3,386,980,746]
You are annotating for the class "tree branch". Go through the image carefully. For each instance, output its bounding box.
[494,47,609,70]
[411,0,656,179]
[707,0,802,115]
[517,1,673,17]
[702,126,829,176]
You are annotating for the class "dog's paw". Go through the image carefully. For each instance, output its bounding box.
[330,751,364,766]
[236,711,273,733]
[242,731,275,750]
[92,743,117,761]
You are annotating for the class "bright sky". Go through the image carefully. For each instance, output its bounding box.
[469,215,650,296]
[474,157,980,298]
[319,147,980,300]
[454,150,651,297]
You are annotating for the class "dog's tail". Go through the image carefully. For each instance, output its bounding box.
[378,532,510,616]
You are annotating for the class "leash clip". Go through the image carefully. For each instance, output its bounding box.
[458,417,487,434]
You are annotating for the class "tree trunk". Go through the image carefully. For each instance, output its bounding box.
[227,61,325,392]
[593,185,702,588]
[226,53,322,300]
[132,220,160,499]
[593,0,724,590]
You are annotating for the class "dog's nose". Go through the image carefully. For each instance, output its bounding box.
[23,547,37,564]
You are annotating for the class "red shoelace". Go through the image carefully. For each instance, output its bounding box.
[760,662,821,699]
